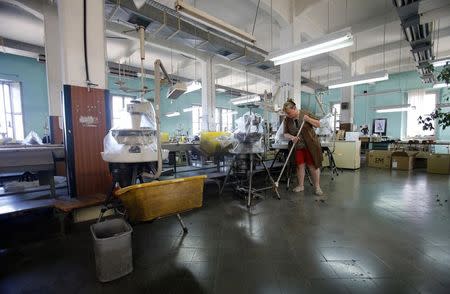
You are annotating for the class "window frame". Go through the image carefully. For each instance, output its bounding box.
[215,107,234,132]
[0,81,24,140]
[110,94,136,128]
[331,102,341,131]
[406,91,436,138]
[191,105,203,135]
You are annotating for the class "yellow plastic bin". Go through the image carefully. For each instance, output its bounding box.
[114,175,207,222]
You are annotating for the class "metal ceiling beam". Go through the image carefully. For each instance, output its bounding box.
[107,0,267,55]
[0,36,45,54]
[215,84,256,96]
[364,57,416,74]
[108,61,190,82]
[0,0,44,20]
[106,21,210,61]
[212,57,277,82]
[104,0,277,78]
[106,21,277,82]
[351,39,409,62]
[301,76,326,90]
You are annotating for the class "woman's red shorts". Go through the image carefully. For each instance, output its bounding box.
[295,148,314,166]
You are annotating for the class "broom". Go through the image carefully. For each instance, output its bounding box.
[275,120,305,187]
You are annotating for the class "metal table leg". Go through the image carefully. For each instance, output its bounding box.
[176,213,188,233]
[268,150,282,171]
[49,171,56,198]
[247,154,254,208]
[219,156,235,194]
[257,154,280,199]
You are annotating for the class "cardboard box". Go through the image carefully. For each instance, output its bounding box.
[391,151,417,170]
[415,151,430,169]
[415,151,431,159]
[368,150,393,169]
[427,154,450,174]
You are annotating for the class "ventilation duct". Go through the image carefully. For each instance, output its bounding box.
[393,0,435,83]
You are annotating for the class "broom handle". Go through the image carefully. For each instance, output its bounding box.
[276,120,305,184]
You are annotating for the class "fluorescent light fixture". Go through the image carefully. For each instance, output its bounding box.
[267,30,353,66]
[433,83,449,89]
[431,57,450,67]
[185,81,202,93]
[375,104,414,113]
[175,0,256,44]
[216,88,227,93]
[230,95,261,105]
[328,71,389,89]
[165,111,180,117]
[183,107,194,112]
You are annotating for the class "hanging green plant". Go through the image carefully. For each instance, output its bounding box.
[437,63,450,85]
[418,62,450,131]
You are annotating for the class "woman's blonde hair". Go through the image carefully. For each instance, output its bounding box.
[283,99,296,112]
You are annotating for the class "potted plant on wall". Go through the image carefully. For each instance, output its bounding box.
[418,62,450,131]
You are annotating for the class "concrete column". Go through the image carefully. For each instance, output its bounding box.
[43,4,62,117]
[279,24,302,106]
[340,69,354,128]
[201,57,216,131]
[57,0,107,89]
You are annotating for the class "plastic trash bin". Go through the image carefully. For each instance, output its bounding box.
[90,218,133,282]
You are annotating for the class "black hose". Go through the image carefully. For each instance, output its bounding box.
[83,0,90,84]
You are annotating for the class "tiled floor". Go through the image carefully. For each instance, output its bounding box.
[1,167,450,293]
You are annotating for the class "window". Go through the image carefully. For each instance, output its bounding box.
[0,82,24,140]
[407,90,435,138]
[221,108,233,132]
[215,107,234,132]
[191,106,233,134]
[111,95,134,128]
[331,102,341,131]
[192,105,202,135]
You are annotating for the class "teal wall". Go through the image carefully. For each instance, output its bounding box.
[301,89,341,116]
[0,53,48,137]
[301,71,448,140]
[2,52,448,140]
[353,71,425,139]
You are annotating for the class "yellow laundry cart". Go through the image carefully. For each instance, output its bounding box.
[114,175,207,232]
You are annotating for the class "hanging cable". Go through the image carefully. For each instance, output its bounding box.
[252,0,261,36]
[354,36,358,76]
[83,0,90,85]
[436,19,440,59]
[345,0,348,28]
[398,26,402,73]
[383,0,387,71]
[270,0,273,51]
[327,0,330,84]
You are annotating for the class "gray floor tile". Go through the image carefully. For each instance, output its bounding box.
[2,167,450,294]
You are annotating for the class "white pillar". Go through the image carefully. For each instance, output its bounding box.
[57,0,107,88]
[201,57,216,131]
[279,24,302,107]
[43,4,62,117]
[340,69,354,129]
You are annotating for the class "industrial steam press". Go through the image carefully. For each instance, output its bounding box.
[220,108,280,208]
